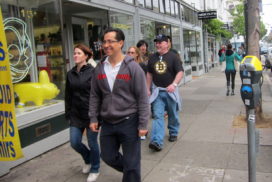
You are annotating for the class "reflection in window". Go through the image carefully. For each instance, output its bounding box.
[153,0,159,12]
[1,0,66,110]
[175,1,179,17]
[140,18,155,53]
[165,0,171,15]
[138,0,145,7]
[159,0,165,13]
[170,0,175,16]
[183,29,200,66]
[145,0,152,9]
[122,0,134,4]
[109,11,134,52]
[171,26,181,55]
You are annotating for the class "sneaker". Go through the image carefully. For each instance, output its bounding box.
[168,135,177,142]
[149,142,162,151]
[140,136,146,140]
[231,91,235,96]
[82,164,91,174]
[87,173,99,182]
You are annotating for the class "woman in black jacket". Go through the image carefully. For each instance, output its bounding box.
[65,44,100,182]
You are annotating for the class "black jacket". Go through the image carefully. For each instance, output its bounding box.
[65,64,94,128]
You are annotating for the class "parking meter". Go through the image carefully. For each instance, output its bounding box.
[239,56,263,109]
[239,55,263,182]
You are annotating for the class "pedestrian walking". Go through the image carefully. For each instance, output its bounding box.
[219,43,242,96]
[136,39,150,62]
[147,34,184,152]
[89,28,149,182]
[65,44,100,182]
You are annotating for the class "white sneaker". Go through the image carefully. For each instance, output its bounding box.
[82,164,91,174]
[140,136,146,140]
[87,173,100,182]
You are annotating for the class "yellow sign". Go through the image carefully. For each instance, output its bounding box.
[0,7,23,161]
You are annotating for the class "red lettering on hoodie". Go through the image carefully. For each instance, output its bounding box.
[116,74,131,82]
[97,74,107,80]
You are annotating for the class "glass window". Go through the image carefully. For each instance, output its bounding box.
[122,0,134,4]
[171,26,181,55]
[175,1,179,17]
[140,18,156,53]
[183,29,201,66]
[159,0,165,13]
[145,0,152,9]
[153,0,159,12]
[170,0,175,16]
[138,0,145,7]
[109,11,134,52]
[165,0,171,15]
[1,0,65,112]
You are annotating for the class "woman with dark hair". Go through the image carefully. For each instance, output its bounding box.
[136,40,149,62]
[220,44,242,96]
[65,44,100,182]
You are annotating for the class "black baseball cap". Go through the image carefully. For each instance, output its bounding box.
[154,34,168,42]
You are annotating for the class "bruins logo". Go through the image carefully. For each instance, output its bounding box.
[154,60,167,74]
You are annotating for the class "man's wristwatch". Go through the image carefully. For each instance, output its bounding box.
[172,83,178,87]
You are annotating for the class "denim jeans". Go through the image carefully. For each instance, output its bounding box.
[70,126,100,173]
[151,91,180,147]
[100,114,141,182]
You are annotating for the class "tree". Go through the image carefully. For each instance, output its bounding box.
[203,19,233,39]
[230,3,267,40]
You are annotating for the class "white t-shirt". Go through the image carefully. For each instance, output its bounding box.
[104,57,122,91]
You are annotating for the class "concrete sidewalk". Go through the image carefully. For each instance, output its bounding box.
[1,68,272,182]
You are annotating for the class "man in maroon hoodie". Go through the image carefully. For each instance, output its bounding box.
[89,28,149,182]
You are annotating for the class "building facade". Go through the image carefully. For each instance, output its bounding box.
[0,0,206,175]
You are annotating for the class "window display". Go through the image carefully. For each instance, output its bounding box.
[109,11,134,52]
[183,29,201,66]
[140,18,155,52]
[1,0,65,112]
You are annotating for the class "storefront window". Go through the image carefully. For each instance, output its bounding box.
[153,0,159,12]
[171,26,181,55]
[109,11,134,52]
[138,0,145,7]
[159,0,165,13]
[145,0,152,9]
[183,29,198,65]
[165,0,171,15]
[1,0,65,111]
[122,0,134,4]
[140,18,155,53]
[170,0,175,16]
[175,1,179,18]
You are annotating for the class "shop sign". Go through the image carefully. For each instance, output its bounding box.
[112,23,131,30]
[197,11,217,20]
[0,8,23,161]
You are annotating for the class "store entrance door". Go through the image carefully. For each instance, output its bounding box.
[62,0,108,68]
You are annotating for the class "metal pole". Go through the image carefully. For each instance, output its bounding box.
[247,108,256,182]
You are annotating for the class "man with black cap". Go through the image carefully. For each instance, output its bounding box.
[147,34,184,151]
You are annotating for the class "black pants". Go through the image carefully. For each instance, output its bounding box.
[225,70,236,89]
[100,114,141,182]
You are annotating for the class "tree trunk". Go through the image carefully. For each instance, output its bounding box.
[244,0,263,123]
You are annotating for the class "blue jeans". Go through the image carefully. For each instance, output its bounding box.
[70,126,100,173]
[151,91,180,147]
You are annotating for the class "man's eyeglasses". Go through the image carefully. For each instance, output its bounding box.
[102,40,119,45]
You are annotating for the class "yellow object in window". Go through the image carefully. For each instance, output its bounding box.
[14,70,60,107]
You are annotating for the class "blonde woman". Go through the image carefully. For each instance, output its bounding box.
[127,46,147,74]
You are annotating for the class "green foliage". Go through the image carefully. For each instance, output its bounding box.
[203,19,233,39]
[260,21,267,39]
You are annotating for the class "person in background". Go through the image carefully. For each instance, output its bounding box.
[88,49,97,68]
[136,40,150,62]
[89,28,149,182]
[167,36,179,55]
[127,46,147,75]
[147,34,184,152]
[219,44,242,96]
[218,44,226,57]
[65,44,100,182]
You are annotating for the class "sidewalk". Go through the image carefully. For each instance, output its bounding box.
[1,68,272,182]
